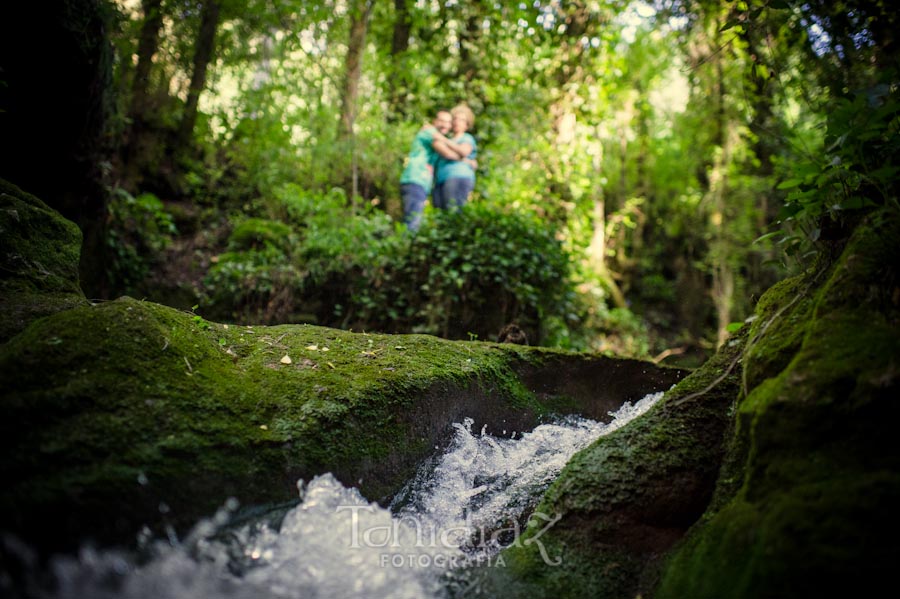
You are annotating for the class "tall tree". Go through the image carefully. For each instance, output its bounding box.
[130,0,164,120]
[338,0,374,201]
[122,0,165,190]
[178,0,221,147]
[457,0,485,97]
[387,0,412,120]
[339,0,374,140]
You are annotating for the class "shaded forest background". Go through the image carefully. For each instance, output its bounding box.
[2,0,897,367]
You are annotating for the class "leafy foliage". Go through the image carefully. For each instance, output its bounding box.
[777,83,900,248]
[350,204,576,343]
[105,189,177,292]
[199,191,577,343]
[92,0,900,357]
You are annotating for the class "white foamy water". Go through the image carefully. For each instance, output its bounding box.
[40,392,663,599]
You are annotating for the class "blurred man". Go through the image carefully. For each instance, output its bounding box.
[399,110,460,231]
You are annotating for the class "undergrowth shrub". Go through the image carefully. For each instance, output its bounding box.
[347,203,577,343]
[273,185,394,287]
[773,82,900,259]
[199,186,579,344]
[203,217,305,323]
[202,187,394,324]
[106,189,177,293]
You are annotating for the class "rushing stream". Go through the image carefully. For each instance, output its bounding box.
[33,392,663,599]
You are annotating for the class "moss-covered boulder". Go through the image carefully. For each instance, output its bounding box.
[0,178,88,343]
[475,212,899,597]
[474,323,746,598]
[0,294,686,556]
[654,213,900,597]
[0,183,688,560]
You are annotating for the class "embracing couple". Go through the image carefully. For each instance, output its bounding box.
[399,104,477,231]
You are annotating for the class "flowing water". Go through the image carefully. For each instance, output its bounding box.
[29,392,663,599]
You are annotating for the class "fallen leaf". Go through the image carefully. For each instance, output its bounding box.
[306,344,319,351]
[280,354,292,364]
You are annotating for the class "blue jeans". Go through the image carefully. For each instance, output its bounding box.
[433,178,474,211]
[401,183,428,231]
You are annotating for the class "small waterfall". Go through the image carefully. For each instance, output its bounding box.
[34,392,663,599]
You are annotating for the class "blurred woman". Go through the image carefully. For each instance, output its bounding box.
[432,104,477,210]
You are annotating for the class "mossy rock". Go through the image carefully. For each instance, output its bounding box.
[0,178,88,343]
[0,295,686,556]
[0,184,687,559]
[473,326,746,598]
[476,212,900,597]
[654,212,900,597]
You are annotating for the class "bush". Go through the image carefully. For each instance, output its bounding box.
[227,217,295,253]
[271,185,395,287]
[202,217,304,324]
[202,187,394,325]
[348,204,577,343]
[199,190,579,345]
[106,189,177,293]
[774,82,900,255]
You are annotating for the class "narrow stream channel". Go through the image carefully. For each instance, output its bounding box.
[38,392,663,598]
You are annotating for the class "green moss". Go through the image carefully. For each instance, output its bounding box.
[0,178,83,294]
[487,208,899,595]
[0,178,88,342]
[4,295,663,553]
[478,329,745,597]
[657,473,900,598]
[470,535,642,598]
[655,213,900,597]
[741,274,814,391]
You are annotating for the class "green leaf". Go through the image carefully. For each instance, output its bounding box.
[719,19,740,32]
[839,196,864,210]
[777,178,803,190]
[753,231,781,245]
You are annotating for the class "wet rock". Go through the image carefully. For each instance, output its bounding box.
[0,195,686,557]
[0,179,88,343]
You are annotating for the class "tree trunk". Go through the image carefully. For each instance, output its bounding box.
[130,0,163,120]
[458,0,484,94]
[339,0,372,140]
[338,0,373,203]
[588,196,628,309]
[742,27,780,227]
[178,0,221,147]
[122,0,164,190]
[387,0,411,120]
[391,0,411,57]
